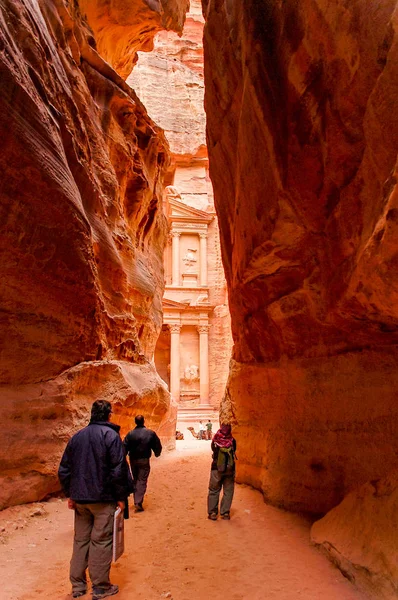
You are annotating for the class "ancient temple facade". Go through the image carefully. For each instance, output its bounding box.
[155,183,231,426]
[128,1,232,429]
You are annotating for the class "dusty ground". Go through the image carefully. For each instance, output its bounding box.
[0,440,368,600]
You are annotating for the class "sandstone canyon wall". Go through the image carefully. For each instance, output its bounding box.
[202,0,398,512]
[311,469,398,599]
[0,0,188,509]
[203,0,398,594]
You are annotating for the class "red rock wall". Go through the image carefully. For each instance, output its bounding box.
[311,470,398,599]
[0,0,187,509]
[203,0,398,513]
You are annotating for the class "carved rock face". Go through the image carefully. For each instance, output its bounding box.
[0,0,187,508]
[203,0,398,512]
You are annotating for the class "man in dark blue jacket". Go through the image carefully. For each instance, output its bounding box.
[58,400,128,600]
[123,415,162,512]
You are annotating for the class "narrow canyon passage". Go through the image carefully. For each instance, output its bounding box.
[1,0,397,596]
[1,441,366,600]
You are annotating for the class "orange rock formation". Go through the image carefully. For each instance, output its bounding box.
[311,470,398,599]
[0,0,188,509]
[80,0,189,79]
[203,0,398,593]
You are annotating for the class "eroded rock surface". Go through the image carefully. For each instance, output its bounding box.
[128,0,206,159]
[80,0,190,79]
[204,0,398,512]
[0,361,175,509]
[311,471,398,599]
[0,0,187,508]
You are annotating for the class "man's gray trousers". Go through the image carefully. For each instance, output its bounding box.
[207,469,235,515]
[70,502,115,594]
[131,458,151,505]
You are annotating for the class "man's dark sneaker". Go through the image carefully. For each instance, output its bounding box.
[221,513,230,520]
[208,512,217,521]
[72,592,86,598]
[92,584,119,600]
[134,503,144,512]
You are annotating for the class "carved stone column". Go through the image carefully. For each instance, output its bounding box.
[169,324,181,402]
[198,324,210,405]
[199,232,208,287]
[171,231,181,286]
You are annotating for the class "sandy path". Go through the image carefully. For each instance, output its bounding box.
[0,440,367,600]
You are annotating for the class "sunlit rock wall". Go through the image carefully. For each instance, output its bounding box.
[80,0,190,79]
[203,0,398,514]
[0,0,188,509]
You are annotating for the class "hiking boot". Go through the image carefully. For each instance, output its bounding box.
[134,503,144,512]
[72,592,86,598]
[208,512,218,520]
[221,512,230,520]
[92,584,119,600]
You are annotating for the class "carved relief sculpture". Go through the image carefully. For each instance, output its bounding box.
[182,248,198,271]
[184,364,199,382]
[165,185,182,200]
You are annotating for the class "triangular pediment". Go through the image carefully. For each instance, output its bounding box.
[166,198,214,223]
[163,297,190,309]
[162,296,214,312]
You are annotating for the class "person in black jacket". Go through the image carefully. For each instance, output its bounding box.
[123,415,162,512]
[58,400,129,600]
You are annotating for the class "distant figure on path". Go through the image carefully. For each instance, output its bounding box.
[58,399,129,600]
[123,415,162,512]
[198,420,206,440]
[207,424,236,521]
[206,419,213,440]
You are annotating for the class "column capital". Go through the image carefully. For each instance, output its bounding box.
[169,324,181,333]
[199,232,208,239]
[197,324,210,334]
[171,230,181,238]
